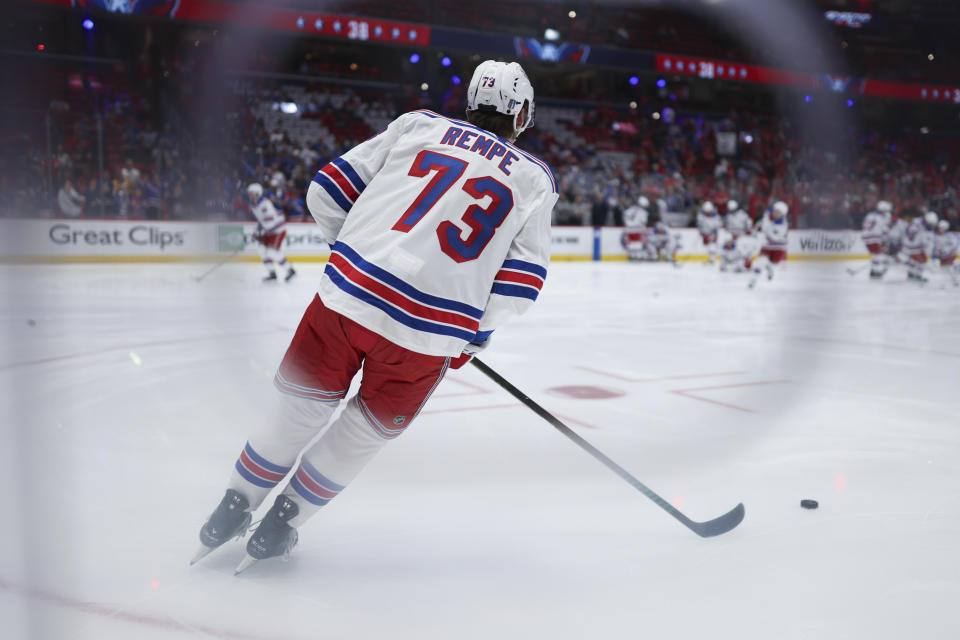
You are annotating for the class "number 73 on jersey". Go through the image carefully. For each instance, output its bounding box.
[392,150,514,264]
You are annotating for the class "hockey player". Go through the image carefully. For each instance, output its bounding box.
[697,201,722,264]
[932,219,958,285]
[719,237,751,273]
[622,195,650,261]
[862,200,892,278]
[194,60,557,573]
[248,182,296,282]
[886,215,906,253]
[749,201,789,288]
[902,212,937,282]
[646,220,679,265]
[725,200,752,241]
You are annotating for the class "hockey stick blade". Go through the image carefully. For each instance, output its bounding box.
[470,357,745,538]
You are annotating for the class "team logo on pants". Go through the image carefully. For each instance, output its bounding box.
[393,415,407,426]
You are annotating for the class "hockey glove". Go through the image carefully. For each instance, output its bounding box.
[449,336,492,370]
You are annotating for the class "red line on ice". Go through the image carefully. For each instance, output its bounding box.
[0,577,294,640]
[669,380,791,413]
[576,366,746,383]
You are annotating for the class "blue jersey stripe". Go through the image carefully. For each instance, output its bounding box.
[244,442,291,474]
[235,460,279,488]
[333,242,484,320]
[290,475,332,506]
[325,265,478,342]
[491,282,539,301]
[501,259,548,279]
[312,173,352,213]
[331,157,367,193]
[300,458,346,492]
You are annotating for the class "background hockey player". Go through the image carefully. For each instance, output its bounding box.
[194,60,558,573]
[885,214,907,268]
[719,236,751,273]
[725,199,752,241]
[622,195,650,261]
[697,201,722,264]
[646,220,680,265]
[902,212,937,282]
[247,182,296,282]
[749,200,789,288]
[862,200,892,279]
[932,219,958,285]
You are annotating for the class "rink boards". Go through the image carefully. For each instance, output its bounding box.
[0,219,869,263]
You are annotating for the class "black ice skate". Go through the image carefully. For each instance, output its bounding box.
[234,494,299,575]
[191,489,252,565]
[284,268,297,282]
[263,271,278,282]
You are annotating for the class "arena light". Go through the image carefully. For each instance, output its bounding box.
[451,75,461,85]
[629,76,639,86]
[928,53,935,61]
[82,19,94,31]
[441,56,451,67]
[568,10,577,19]
[37,43,45,51]
[656,78,666,88]
[544,28,561,41]
[420,82,429,91]
[846,98,854,108]
[652,112,661,120]
[804,95,812,103]
[279,102,298,114]
[409,52,420,64]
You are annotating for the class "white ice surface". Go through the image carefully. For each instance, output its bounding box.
[1,260,958,639]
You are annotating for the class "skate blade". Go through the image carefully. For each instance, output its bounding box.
[234,554,258,575]
[190,545,214,566]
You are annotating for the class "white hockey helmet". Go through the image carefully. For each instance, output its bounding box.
[937,220,949,232]
[772,201,789,217]
[638,195,650,209]
[877,200,892,213]
[701,201,716,214]
[727,200,739,212]
[466,60,535,135]
[924,211,938,227]
[247,183,263,200]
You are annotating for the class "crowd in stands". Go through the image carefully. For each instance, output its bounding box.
[4,73,958,234]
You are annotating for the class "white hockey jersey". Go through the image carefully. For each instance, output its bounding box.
[756,215,788,251]
[623,204,648,229]
[725,209,752,238]
[306,109,558,357]
[885,217,906,250]
[933,232,958,261]
[251,196,286,234]
[697,212,722,239]
[903,219,934,256]
[861,211,889,245]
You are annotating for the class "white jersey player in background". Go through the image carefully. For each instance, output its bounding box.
[902,212,937,282]
[719,236,752,273]
[932,219,958,285]
[646,220,680,265]
[194,60,557,573]
[862,200,892,279]
[622,195,650,261]
[697,201,722,264]
[725,200,752,240]
[749,200,789,288]
[247,182,296,282]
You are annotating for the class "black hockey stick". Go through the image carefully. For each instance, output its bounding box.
[194,248,243,282]
[845,263,870,276]
[471,357,745,538]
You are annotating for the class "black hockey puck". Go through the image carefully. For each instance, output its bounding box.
[26,319,36,327]
[800,499,818,509]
